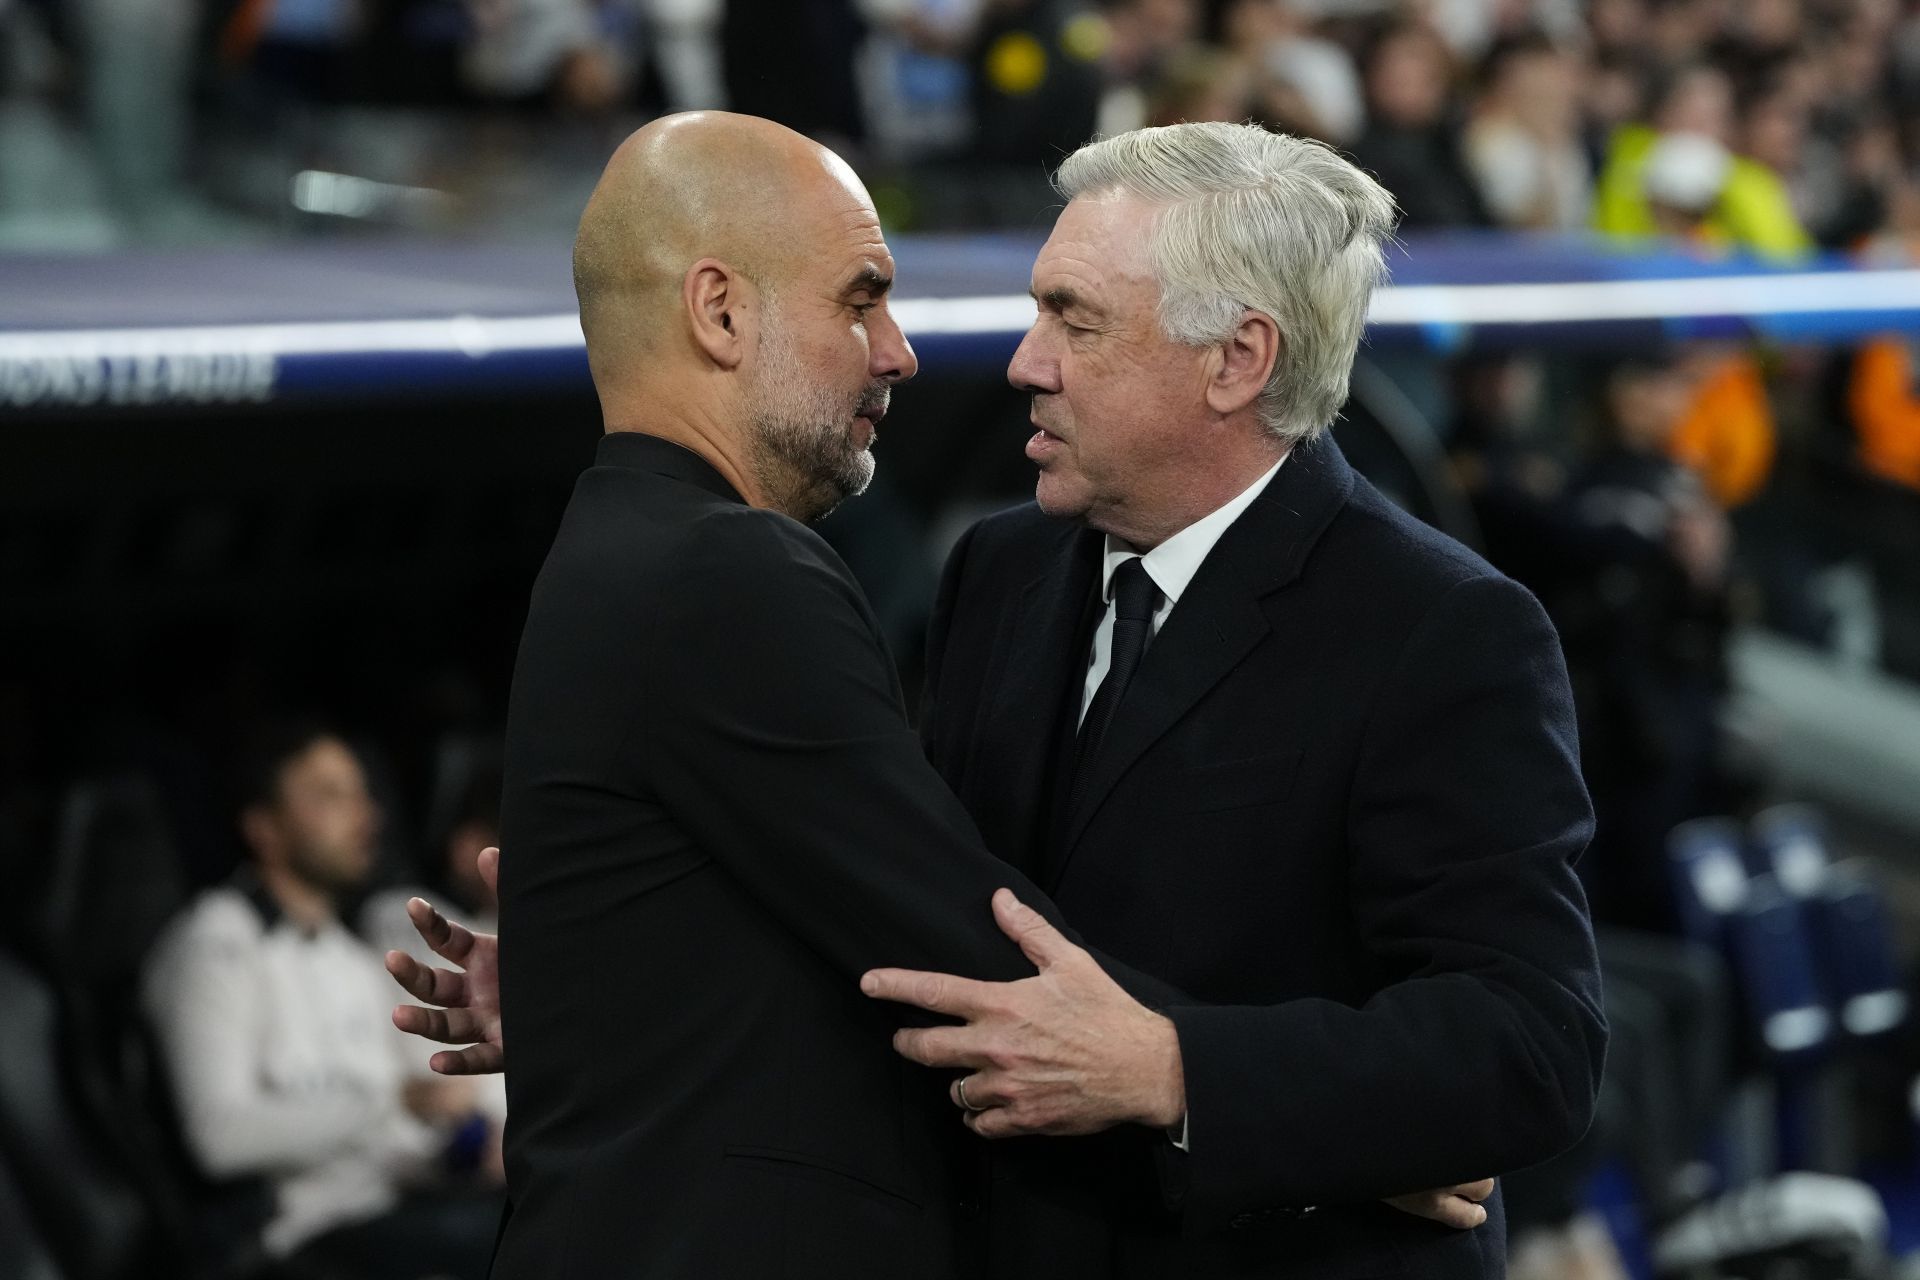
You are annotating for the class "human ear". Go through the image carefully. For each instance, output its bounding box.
[684,258,749,370]
[1205,310,1281,417]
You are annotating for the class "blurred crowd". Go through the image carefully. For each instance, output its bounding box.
[9,2,1920,1279]
[3,0,1920,244]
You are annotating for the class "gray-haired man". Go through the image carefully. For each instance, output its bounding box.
[862,121,1604,1277]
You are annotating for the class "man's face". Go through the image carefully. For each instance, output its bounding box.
[1008,194,1215,543]
[746,186,918,522]
[260,738,379,894]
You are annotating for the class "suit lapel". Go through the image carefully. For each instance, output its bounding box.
[1054,437,1358,877]
[974,519,1104,878]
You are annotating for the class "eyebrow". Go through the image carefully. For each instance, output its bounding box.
[1031,284,1104,319]
[841,266,893,298]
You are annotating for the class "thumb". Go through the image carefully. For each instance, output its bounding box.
[479,846,501,894]
[993,888,1069,971]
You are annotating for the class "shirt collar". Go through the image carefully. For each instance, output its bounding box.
[1101,452,1288,607]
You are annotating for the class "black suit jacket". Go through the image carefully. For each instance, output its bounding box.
[921,436,1607,1279]
[495,431,1108,1278]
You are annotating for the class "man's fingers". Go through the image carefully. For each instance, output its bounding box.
[477,846,500,895]
[963,1106,1028,1139]
[405,897,476,966]
[428,1043,505,1076]
[860,967,998,1017]
[892,1024,989,1069]
[991,888,1070,972]
[1430,1195,1487,1229]
[385,950,470,1007]
[1457,1178,1495,1204]
[949,1074,1010,1112]
[392,1002,487,1045]
[1384,1190,1487,1230]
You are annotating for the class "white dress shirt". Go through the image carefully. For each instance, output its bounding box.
[1079,453,1288,721]
[1072,452,1287,1152]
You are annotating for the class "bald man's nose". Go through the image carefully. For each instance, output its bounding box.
[872,310,918,384]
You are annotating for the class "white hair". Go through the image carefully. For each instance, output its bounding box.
[1053,122,1397,445]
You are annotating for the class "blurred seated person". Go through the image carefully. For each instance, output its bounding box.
[1607,131,1783,508]
[1848,181,1920,489]
[362,758,500,956]
[1560,357,1735,934]
[1851,335,1920,491]
[1665,342,1775,508]
[1141,43,1248,126]
[1592,62,1812,259]
[1347,19,1489,228]
[361,754,510,1151]
[142,720,502,1279]
[967,0,1109,163]
[1462,34,1593,231]
[1215,0,1364,146]
[215,0,361,102]
[460,0,632,112]
[724,0,867,144]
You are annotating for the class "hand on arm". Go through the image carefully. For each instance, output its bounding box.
[864,891,1496,1231]
[862,888,1185,1138]
[387,846,505,1075]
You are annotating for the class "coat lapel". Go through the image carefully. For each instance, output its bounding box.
[972,518,1105,878]
[1054,436,1358,875]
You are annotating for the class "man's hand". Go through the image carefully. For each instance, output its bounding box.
[1386,1179,1495,1229]
[387,846,506,1076]
[860,888,1184,1138]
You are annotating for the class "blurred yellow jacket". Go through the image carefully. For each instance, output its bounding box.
[1593,125,1813,260]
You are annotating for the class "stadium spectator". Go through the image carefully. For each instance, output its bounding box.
[1848,174,1920,488]
[1557,358,1735,934]
[722,0,869,145]
[1348,20,1489,228]
[361,751,502,970]
[966,0,1107,165]
[1141,42,1248,127]
[1462,34,1593,231]
[1664,347,1777,509]
[70,0,205,238]
[141,720,501,1278]
[1592,62,1813,258]
[362,748,509,1175]
[459,0,632,111]
[1218,0,1365,146]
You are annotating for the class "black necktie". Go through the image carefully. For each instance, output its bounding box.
[1074,557,1163,780]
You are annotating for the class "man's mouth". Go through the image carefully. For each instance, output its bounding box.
[1025,425,1064,463]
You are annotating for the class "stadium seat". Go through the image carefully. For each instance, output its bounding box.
[1725,875,1834,1063]
[1666,818,1752,950]
[38,777,282,1280]
[1749,804,1907,1041]
[0,947,152,1280]
[0,1149,64,1280]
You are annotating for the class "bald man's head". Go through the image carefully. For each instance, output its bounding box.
[573,112,863,374]
[572,112,919,522]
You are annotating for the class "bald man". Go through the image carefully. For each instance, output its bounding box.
[473,112,1191,1280]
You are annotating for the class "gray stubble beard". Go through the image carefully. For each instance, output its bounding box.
[747,314,881,524]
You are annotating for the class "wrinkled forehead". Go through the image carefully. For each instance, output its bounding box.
[1032,194,1161,296]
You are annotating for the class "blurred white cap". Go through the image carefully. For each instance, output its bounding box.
[1642,131,1733,213]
